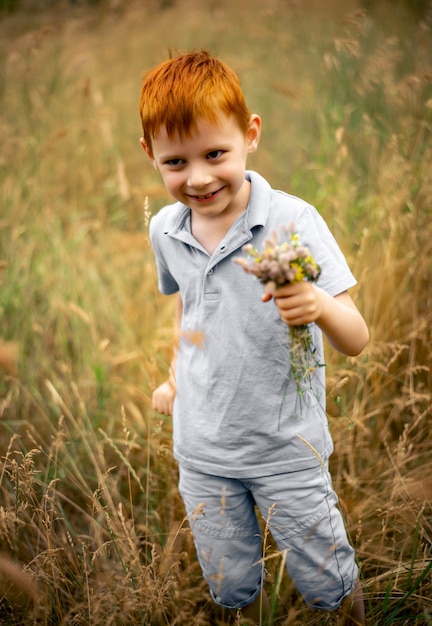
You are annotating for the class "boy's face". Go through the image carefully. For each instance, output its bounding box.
[141,112,261,221]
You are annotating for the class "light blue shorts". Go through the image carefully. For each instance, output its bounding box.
[178,462,358,611]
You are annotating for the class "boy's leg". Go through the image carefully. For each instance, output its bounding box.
[178,466,265,614]
[251,464,363,619]
[338,579,365,625]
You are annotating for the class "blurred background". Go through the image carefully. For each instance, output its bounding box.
[0,0,431,624]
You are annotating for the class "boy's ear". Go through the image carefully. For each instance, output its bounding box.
[140,137,157,169]
[247,114,261,154]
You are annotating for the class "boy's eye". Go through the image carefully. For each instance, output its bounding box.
[165,158,184,167]
[206,150,224,160]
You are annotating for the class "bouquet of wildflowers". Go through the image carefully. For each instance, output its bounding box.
[235,224,322,399]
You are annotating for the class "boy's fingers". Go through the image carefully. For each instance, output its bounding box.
[262,281,276,302]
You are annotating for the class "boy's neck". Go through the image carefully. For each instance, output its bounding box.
[189,176,252,255]
[191,203,247,255]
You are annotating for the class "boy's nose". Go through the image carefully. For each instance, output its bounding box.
[187,164,212,189]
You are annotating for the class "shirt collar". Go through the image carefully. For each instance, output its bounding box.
[244,170,271,230]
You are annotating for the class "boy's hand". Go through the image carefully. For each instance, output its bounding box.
[152,379,176,416]
[263,282,323,326]
[263,283,369,355]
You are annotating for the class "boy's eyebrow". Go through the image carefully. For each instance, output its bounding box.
[156,143,230,161]
[156,151,185,162]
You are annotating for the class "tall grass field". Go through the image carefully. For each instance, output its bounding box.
[0,0,431,623]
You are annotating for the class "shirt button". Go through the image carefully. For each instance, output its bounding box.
[220,245,227,252]
[207,269,214,275]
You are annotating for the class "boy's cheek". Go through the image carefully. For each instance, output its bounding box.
[162,171,180,188]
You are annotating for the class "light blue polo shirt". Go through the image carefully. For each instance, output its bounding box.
[150,171,356,478]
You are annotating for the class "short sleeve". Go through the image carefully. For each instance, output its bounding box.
[149,214,179,295]
[297,204,356,297]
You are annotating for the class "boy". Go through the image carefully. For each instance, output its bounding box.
[139,49,368,625]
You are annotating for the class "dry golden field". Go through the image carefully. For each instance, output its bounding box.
[0,0,431,623]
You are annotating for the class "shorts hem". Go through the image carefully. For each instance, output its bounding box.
[307,576,358,612]
[210,583,263,611]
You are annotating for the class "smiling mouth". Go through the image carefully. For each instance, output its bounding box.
[190,188,222,200]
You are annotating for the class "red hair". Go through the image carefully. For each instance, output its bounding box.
[139,50,251,157]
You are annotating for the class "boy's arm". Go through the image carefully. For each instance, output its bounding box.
[268,282,369,356]
[151,293,182,416]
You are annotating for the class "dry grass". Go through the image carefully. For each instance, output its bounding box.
[0,0,431,623]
